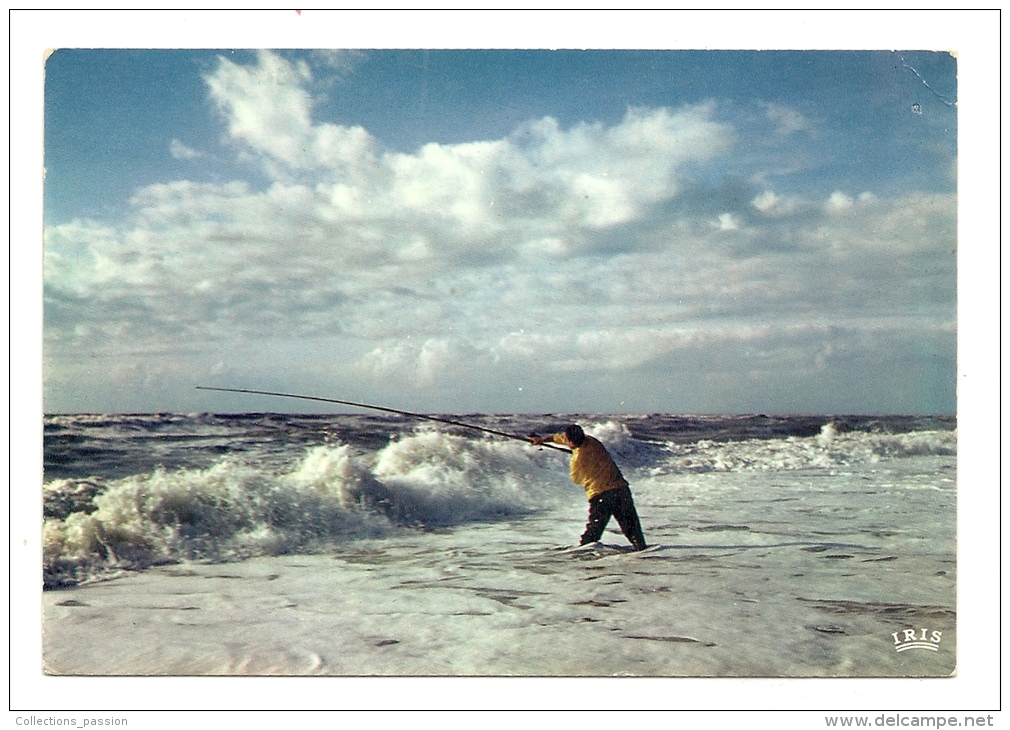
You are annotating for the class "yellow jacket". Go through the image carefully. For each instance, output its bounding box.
[551,433,628,500]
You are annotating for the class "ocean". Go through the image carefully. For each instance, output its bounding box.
[42,412,957,676]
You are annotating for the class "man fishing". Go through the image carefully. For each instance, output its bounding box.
[197,388,647,550]
[530,424,647,551]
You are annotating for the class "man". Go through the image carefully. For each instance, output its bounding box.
[530,424,647,551]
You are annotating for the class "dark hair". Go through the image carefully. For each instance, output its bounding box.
[564,424,586,447]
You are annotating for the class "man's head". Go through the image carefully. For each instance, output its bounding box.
[564,424,586,448]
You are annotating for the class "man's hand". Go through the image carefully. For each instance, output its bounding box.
[528,433,547,446]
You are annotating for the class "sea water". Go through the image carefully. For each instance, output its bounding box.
[42,413,956,676]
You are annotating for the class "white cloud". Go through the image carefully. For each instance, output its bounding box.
[309,49,365,76]
[205,51,378,178]
[762,102,812,135]
[76,50,734,289]
[356,338,462,389]
[170,139,203,160]
[203,52,732,235]
[752,190,782,212]
[714,213,740,231]
[827,190,854,211]
[826,190,879,215]
[43,51,957,414]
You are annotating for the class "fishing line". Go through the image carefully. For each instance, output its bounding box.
[196,386,571,453]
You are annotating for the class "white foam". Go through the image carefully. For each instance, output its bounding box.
[584,419,668,467]
[42,431,572,586]
[42,452,958,679]
[655,428,956,475]
[42,423,956,587]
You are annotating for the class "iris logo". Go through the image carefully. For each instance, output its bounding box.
[892,628,942,652]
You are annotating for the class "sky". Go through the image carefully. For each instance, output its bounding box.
[11,9,1004,714]
[42,44,959,416]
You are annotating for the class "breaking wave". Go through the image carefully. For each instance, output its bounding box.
[42,417,955,588]
[43,432,564,588]
[654,423,956,474]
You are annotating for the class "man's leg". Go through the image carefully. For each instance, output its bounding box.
[612,486,647,551]
[579,494,614,545]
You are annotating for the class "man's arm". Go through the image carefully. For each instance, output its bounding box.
[529,432,565,447]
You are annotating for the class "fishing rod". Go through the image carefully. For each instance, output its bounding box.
[195,386,571,453]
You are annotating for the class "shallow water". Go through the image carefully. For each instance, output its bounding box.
[41,416,956,676]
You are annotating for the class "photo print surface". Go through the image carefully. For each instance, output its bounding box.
[43,48,957,677]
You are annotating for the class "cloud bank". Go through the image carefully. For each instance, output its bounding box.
[44,51,956,414]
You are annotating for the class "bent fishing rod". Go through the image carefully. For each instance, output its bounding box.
[195,386,571,453]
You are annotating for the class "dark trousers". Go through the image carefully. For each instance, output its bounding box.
[580,485,647,551]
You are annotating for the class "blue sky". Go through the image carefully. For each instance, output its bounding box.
[43,46,958,415]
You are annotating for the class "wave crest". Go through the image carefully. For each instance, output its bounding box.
[657,427,956,474]
[43,432,563,588]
